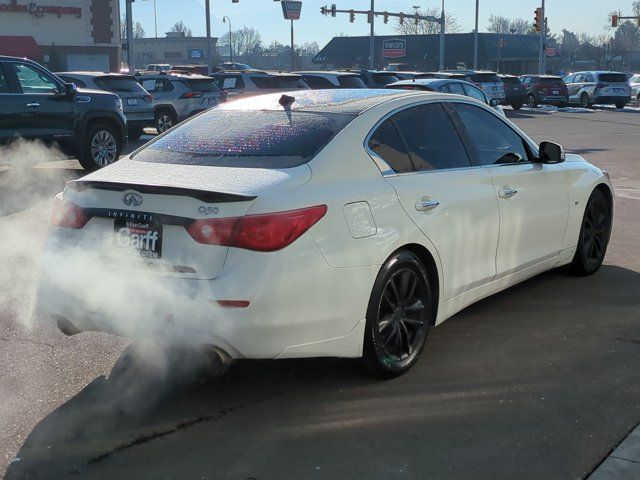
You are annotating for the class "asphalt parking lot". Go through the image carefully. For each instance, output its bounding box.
[1,107,639,479]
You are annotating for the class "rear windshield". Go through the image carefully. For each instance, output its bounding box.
[500,77,520,85]
[372,73,399,85]
[538,77,564,84]
[133,110,354,168]
[471,73,501,83]
[182,79,222,92]
[337,75,366,88]
[251,76,306,89]
[94,76,145,93]
[598,73,628,83]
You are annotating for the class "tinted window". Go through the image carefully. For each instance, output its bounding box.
[454,103,529,166]
[372,73,399,85]
[95,76,145,93]
[471,73,500,83]
[501,77,518,85]
[337,75,366,88]
[251,76,280,89]
[0,65,9,93]
[303,76,336,89]
[134,110,355,168]
[182,79,222,92]
[278,76,308,89]
[538,77,563,85]
[58,75,86,88]
[12,63,59,94]
[447,82,465,95]
[368,119,413,173]
[392,103,471,171]
[599,73,628,83]
[462,84,487,103]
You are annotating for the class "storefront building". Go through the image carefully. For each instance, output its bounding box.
[0,0,120,72]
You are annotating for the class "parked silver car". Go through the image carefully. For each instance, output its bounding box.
[211,70,309,98]
[57,72,154,140]
[136,72,227,133]
[563,71,630,109]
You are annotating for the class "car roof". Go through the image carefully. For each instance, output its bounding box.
[389,78,477,88]
[57,71,127,78]
[217,89,437,115]
[295,71,359,76]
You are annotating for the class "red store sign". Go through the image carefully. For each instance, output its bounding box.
[0,0,82,18]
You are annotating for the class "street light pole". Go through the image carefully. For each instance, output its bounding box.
[223,16,232,62]
[439,0,445,70]
[369,0,374,69]
[205,0,213,74]
[538,0,545,74]
[153,0,158,38]
[473,0,479,69]
[125,0,134,71]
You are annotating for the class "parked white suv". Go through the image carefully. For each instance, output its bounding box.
[564,71,630,109]
[211,70,309,98]
[440,70,506,101]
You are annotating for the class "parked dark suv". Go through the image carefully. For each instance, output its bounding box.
[0,56,127,170]
[520,74,568,107]
[498,74,527,110]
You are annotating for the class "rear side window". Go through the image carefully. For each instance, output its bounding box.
[214,76,245,90]
[585,74,595,83]
[133,110,355,168]
[337,75,366,88]
[471,73,500,83]
[391,103,472,171]
[462,84,487,103]
[251,76,280,89]
[303,76,336,89]
[368,119,413,173]
[95,76,145,93]
[454,103,529,166]
[447,83,465,95]
[58,75,86,88]
[278,76,308,89]
[0,65,9,93]
[182,79,222,92]
[598,73,628,83]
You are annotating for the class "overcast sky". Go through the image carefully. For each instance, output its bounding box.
[119,0,625,45]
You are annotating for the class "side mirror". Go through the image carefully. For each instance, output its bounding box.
[64,82,77,99]
[489,98,499,107]
[539,141,565,164]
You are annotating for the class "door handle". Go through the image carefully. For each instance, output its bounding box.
[499,188,518,198]
[415,198,440,211]
[26,102,40,108]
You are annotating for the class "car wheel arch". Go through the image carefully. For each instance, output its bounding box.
[154,104,178,119]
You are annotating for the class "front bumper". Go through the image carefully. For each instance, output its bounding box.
[37,232,376,360]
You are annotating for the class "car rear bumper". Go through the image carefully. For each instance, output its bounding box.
[593,95,630,105]
[538,95,568,104]
[36,232,376,360]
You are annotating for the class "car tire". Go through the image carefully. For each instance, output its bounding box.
[615,102,625,109]
[527,94,537,108]
[128,126,144,141]
[511,103,523,110]
[363,250,434,378]
[568,188,612,276]
[580,92,591,108]
[79,123,121,171]
[558,102,568,108]
[636,93,640,106]
[155,109,176,134]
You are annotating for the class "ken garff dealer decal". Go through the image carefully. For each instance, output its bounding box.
[122,192,143,207]
[382,39,407,59]
[0,0,82,18]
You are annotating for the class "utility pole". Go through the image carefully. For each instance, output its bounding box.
[291,19,295,71]
[205,0,213,74]
[126,0,134,71]
[439,0,445,70]
[538,0,545,74]
[223,16,232,62]
[473,0,479,69]
[369,0,374,69]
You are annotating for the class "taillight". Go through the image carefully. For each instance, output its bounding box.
[51,196,89,229]
[180,92,203,99]
[186,205,327,251]
[145,94,153,102]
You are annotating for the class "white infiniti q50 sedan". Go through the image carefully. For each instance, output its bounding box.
[39,89,613,376]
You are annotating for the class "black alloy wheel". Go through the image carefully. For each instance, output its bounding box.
[527,93,537,108]
[363,250,433,377]
[580,92,591,108]
[569,189,612,276]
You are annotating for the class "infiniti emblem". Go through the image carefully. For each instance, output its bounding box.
[122,192,143,207]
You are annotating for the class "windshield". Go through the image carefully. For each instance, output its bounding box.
[94,76,146,93]
[133,109,354,168]
[538,77,564,84]
[337,75,366,88]
[372,73,399,85]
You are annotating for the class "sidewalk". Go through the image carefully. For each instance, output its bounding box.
[588,425,640,479]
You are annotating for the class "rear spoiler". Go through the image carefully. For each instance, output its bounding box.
[67,180,256,203]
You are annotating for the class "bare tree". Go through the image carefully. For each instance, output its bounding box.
[235,27,263,59]
[509,18,534,34]
[120,15,146,40]
[633,1,640,17]
[170,21,193,37]
[560,29,580,62]
[300,41,320,56]
[394,7,460,35]
[487,15,533,34]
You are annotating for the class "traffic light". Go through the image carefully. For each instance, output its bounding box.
[367,11,372,23]
[414,13,419,24]
[331,3,336,17]
[349,9,355,22]
[320,5,326,15]
[612,14,618,27]
[383,11,388,24]
[399,12,404,24]
[499,38,505,48]
[232,0,239,3]
[534,7,542,32]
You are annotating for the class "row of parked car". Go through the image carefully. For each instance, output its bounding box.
[1,53,637,172]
